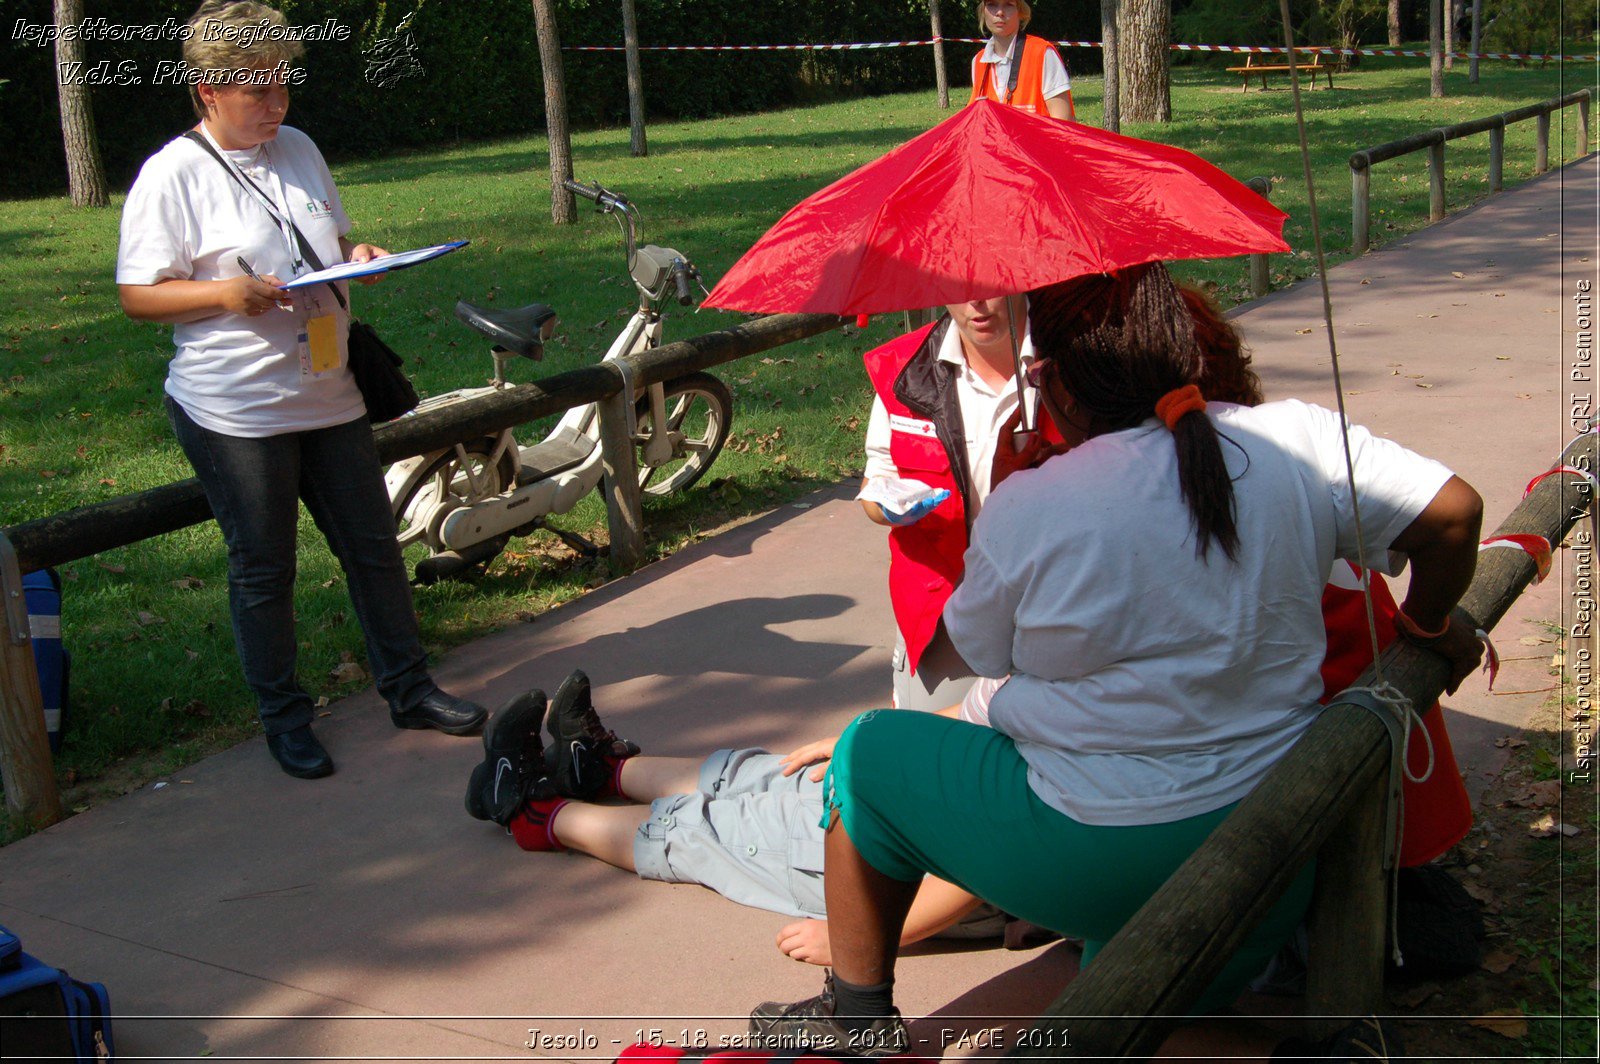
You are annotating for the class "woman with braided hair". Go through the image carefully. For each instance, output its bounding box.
[746,262,1486,1059]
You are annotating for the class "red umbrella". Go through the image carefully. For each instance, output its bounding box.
[703,99,1289,316]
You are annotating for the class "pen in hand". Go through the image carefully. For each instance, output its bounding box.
[235,256,289,315]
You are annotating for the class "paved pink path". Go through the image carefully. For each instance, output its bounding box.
[1,155,1592,1061]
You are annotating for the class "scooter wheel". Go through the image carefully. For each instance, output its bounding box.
[635,372,733,497]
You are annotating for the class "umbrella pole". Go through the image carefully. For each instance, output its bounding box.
[1007,297,1037,448]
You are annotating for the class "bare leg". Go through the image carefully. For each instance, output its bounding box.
[821,811,920,987]
[549,803,645,871]
[617,755,703,800]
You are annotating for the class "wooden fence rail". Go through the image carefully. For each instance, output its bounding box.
[0,311,842,827]
[1010,429,1595,1059]
[1351,89,1591,254]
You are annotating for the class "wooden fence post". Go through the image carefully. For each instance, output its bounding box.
[1536,111,1551,174]
[596,368,645,574]
[1580,93,1592,158]
[1428,137,1447,222]
[0,532,63,829]
[1351,156,1371,254]
[1305,774,1388,1038]
[1489,123,1505,192]
[1246,176,1273,296]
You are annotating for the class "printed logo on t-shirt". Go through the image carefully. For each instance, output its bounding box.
[304,198,333,218]
[888,413,939,439]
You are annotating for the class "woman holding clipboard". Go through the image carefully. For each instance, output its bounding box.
[969,0,1074,120]
[115,1,486,780]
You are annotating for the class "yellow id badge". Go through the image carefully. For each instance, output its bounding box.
[306,314,340,375]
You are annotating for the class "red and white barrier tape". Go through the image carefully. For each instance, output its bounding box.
[564,37,1599,63]
[1479,533,1554,583]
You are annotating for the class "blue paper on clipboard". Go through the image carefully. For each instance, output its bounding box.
[281,240,469,288]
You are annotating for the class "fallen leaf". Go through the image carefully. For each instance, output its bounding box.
[1507,780,1561,808]
[1517,636,1550,646]
[1360,277,1371,285]
[329,661,367,685]
[172,575,205,590]
[1481,950,1517,974]
[1416,383,1434,389]
[99,561,126,574]
[1461,880,1501,911]
[184,648,199,661]
[1526,814,1579,837]
[1295,327,1314,335]
[39,469,56,478]
[1451,271,1465,278]
[1496,356,1510,361]
[135,610,166,627]
[1468,1009,1527,1039]
[98,477,115,487]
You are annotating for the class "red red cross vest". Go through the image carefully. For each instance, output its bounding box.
[863,322,972,676]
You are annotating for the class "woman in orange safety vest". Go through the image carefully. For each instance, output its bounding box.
[969,0,1074,119]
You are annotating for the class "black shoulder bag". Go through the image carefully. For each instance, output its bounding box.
[182,130,419,422]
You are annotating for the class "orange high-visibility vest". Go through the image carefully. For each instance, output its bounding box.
[968,34,1062,116]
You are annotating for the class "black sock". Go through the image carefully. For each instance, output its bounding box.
[830,973,895,1034]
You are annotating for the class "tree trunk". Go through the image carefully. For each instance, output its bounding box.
[1387,0,1401,46]
[1101,0,1121,132]
[1469,0,1482,83]
[1118,0,1169,123]
[1428,0,1443,97]
[1443,0,1455,69]
[531,0,575,223]
[930,0,950,109]
[52,0,108,208]
[620,0,647,156]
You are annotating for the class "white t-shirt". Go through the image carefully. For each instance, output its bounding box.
[974,35,1072,101]
[862,317,1039,517]
[944,400,1453,826]
[117,125,365,437]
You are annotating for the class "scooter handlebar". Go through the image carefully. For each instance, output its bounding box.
[673,262,694,306]
[564,178,627,212]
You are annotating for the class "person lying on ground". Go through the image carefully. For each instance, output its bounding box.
[464,670,1001,958]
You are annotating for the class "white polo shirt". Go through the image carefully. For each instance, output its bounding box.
[975,34,1073,101]
[862,317,1039,516]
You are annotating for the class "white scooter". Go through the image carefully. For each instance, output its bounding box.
[384,180,733,583]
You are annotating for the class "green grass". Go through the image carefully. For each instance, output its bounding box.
[0,59,1591,825]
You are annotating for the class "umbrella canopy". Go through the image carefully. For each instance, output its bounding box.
[703,99,1290,316]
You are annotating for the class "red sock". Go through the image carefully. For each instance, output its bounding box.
[510,796,569,852]
[601,752,634,800]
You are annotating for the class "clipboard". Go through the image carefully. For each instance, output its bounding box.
[280,240,469,289]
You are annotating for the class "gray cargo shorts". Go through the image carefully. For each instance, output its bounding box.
[632,748,828,918]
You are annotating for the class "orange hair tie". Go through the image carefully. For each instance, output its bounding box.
[1155,384,1205,430]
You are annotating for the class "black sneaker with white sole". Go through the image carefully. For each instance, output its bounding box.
[748,972,909,1059]
[466,690,547,825]
[544,669,639,800]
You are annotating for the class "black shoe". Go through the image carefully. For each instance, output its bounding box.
[748,972,908,1059]
[391,687,488,736]
[267,724,334,779]
[466,690,548,825]
[544,669,639,800]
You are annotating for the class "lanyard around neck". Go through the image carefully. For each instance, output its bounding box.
[989,35,1025,103]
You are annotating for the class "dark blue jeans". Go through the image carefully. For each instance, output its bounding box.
[167,398,434,735]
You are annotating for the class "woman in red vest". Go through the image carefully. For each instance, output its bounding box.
[969,0,1074,119]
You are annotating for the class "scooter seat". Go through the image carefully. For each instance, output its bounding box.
[515,426,594,484]
[455,300,557,359]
